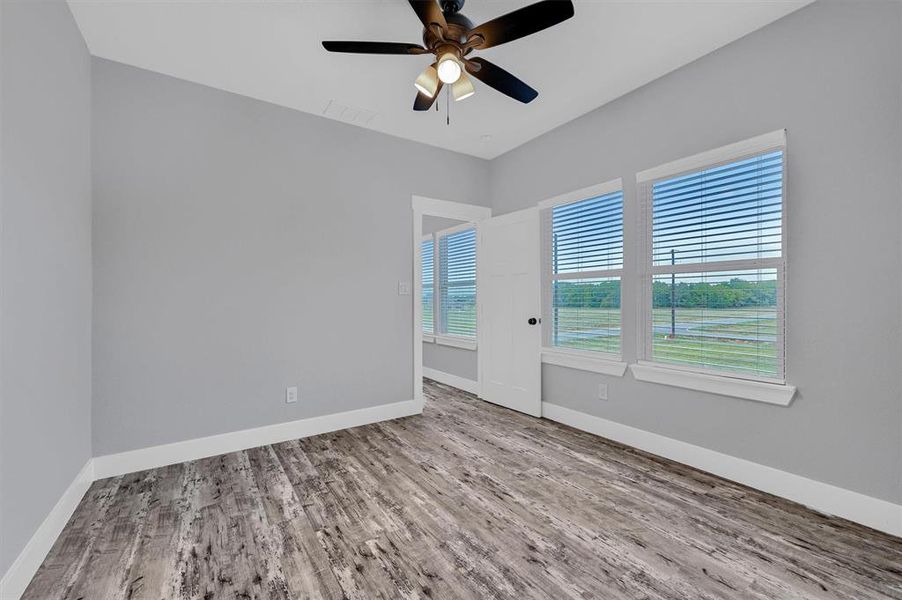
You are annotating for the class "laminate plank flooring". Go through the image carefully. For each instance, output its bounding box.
[23,380,902,599]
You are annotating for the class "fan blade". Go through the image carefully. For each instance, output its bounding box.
[413,82,443,111]
[467,0,574,50]
[466,57,537,103]
[408,0,448,33]
[322,41,428,55]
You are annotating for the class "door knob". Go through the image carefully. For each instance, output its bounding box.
[528,317,539,325]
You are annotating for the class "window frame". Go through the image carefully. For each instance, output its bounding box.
[539,178,628,371]
[422,223,478,349]
[636,130,788,386]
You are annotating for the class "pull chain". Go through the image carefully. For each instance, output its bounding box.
[446,85,450,125]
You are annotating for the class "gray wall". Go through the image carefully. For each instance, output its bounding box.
[423,342,478,382]
[0,0,93,576]
[491,1,902,503]
[422,216,468,235]
[92,59,490,455]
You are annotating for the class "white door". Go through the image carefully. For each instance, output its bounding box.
[477,208,542,417]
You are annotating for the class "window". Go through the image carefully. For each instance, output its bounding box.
[421,238,434,336]
[438,228,477,338]
[541,181,624,358]
[422,226,477,342]
[639,132,786,382]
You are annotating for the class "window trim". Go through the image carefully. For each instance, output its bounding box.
[630,362,796,406]
[434,222,474,238]
[540,178,625,364]
[422,333,477,351]
[636,130,787,184]
[636,129,790,388]
[537,178,623,210]
[435,334,478,351]
[541,347,627,376]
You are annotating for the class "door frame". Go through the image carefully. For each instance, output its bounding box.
[412,195,491,410]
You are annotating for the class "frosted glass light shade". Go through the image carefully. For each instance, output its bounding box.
[436,53,462,84]
[452,73,475,101]
[414,65,439,97]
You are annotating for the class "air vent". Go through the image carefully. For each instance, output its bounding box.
[322,100,377,126]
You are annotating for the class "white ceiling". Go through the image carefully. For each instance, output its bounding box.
[68,0,811,159]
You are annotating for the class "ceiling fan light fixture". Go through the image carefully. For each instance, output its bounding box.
[452,73,475,101]
[414,65,439,97]
[436,52,462,84]
[322,0,575,110]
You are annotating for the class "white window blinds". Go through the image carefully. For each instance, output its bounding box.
[438,228,477,338]
[421,238,434,335]
[651,151,783,266]
[543,187,624,356]
[642,141,785,381]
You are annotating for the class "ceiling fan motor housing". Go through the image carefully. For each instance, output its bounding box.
[423,12,475,50]
[440,0,465,15]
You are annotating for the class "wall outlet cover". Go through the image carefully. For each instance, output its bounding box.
[286,386,298,404]
[598,383,608,401]
[398,281,411,296]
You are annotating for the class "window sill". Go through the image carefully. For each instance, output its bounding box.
[541,348,627,376]
[422,334,436,344]
[629,363,796,406]
[435,335,477,351]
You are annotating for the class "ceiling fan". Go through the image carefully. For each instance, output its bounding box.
[322,0,575,110]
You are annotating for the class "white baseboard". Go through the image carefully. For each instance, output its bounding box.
[0,460,95,600]
[423,368,479,395]
[93,399,421,479]
[542,402,902,538]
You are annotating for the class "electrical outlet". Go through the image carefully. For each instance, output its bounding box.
[398,281,411,296]
[286,386,298,404]
[598,383,608,401]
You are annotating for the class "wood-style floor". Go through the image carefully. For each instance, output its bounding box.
[24,380,902,599]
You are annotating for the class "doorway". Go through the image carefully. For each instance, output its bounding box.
[412,196,491,408]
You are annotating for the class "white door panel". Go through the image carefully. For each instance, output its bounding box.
[477,208,541,417]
